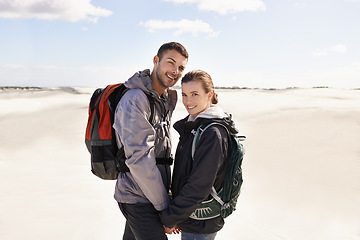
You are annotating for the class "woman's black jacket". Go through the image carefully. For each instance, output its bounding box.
[160,115,237,234]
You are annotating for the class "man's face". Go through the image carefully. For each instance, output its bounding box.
[154,49,188,89]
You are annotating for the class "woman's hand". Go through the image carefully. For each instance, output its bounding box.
[163,225,181,234]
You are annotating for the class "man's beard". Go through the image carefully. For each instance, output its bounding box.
[156,69,174,89]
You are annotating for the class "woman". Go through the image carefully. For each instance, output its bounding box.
[160,70,239,240]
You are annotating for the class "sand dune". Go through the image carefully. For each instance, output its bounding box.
[0,87,359,240]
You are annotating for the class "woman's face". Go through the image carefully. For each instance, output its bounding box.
[182,80,213,118]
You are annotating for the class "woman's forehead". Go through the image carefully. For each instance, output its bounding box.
[181,80,204,92]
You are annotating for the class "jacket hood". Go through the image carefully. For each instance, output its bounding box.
[124,69,153,95]
[188,105,226,121]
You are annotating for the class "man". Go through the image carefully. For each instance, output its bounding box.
[113,42,189,240]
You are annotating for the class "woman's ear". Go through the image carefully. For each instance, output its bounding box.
[208,91,214,102]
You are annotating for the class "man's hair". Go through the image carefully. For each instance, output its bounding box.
[157,42,189,60]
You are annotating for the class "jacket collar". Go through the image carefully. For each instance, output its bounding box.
[174,107,238,136]
[188,105,226,122]
[124,69,177,111]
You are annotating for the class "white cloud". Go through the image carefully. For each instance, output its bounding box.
[0,0,112,23]
[0,64,126,73]
[313,49,327,57]
[310,61,360,88]
[139,19,220,38]
[328,44,347,53]
[0,64,139,87]
[294,2,308,8]
[0,64,27,69]
[163,0,266,15]
[349,61,360,68]
[313,44,347,57]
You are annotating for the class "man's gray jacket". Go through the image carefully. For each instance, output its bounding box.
[113,69,177,211]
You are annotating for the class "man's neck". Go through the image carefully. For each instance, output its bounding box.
[150,72,166,96]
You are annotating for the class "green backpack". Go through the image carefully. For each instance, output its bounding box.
[189,122,245,220]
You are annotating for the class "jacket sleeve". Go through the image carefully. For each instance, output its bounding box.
[160,125,228,227]
[113,89,169,211]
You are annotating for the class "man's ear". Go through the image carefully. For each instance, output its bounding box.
[153,55,159,65]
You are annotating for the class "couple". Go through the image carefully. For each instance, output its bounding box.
[113,42,238,240]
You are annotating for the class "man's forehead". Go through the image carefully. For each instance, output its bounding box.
[163,49,186,59]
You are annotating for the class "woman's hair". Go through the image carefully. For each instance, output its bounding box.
[181,70,218,104]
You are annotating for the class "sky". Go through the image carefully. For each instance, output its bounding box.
[0,0,359,89]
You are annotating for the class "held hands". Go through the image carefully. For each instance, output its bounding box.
[163,225,181,234]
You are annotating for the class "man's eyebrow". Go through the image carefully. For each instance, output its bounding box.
[168,57,186,69]
[167,57,176,63]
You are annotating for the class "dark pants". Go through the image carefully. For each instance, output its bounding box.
[118,202,167,240]
[181,232,217,240]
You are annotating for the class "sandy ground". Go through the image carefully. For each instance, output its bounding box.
[0,87,359,240]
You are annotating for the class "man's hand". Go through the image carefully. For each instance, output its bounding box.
[163,225,181,234]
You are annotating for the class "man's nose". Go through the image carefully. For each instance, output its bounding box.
[172,66,178,74]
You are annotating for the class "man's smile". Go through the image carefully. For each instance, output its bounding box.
[166,73,176,80]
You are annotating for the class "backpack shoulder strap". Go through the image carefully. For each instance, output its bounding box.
[111,85,156,124]
[191,122,230,206]
[191,122,229,160]
[145,93,155,124]
[108,84,128,116]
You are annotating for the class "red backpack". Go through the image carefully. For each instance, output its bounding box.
[85,83,155,180]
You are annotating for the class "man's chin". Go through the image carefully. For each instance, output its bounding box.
[166,80,177,88]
